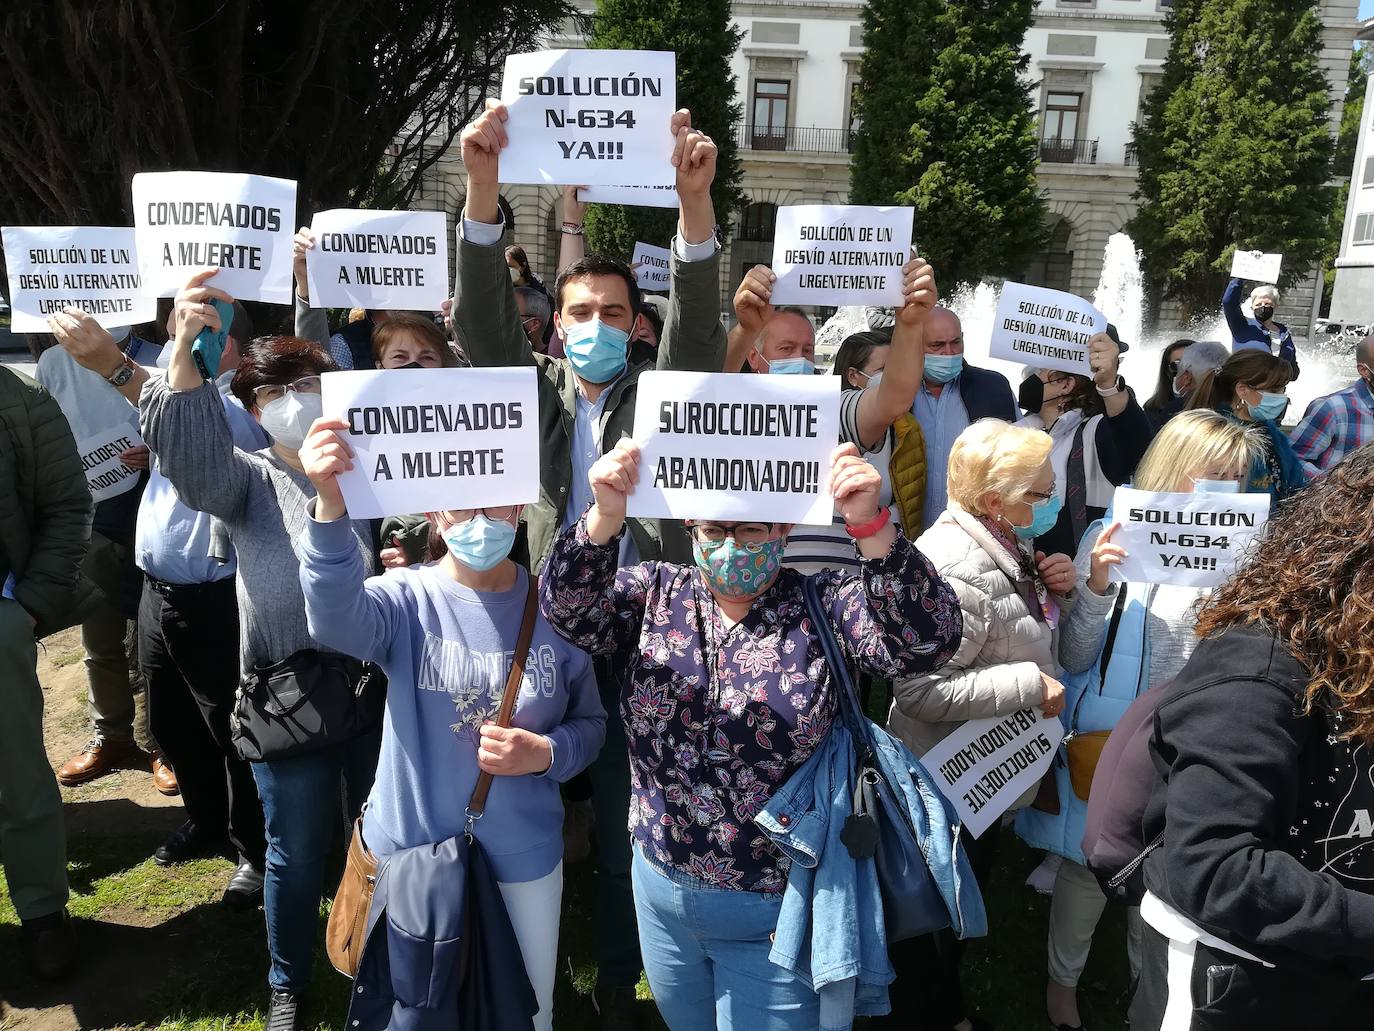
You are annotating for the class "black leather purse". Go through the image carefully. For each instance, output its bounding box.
[233,648,385,762]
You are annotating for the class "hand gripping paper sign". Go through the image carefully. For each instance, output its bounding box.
[132,172,297,304]
[499,49,676,187]
[630,242,671,291]
[306,209,449,311]
[321,368,540,520]
[920,709,1065,838]
[989,282,1105,377]
[1230,249,1283,285]
[3,227,156,333]
[769,205,914,307]
[627,371,840,524]
[1109,486,1270,589]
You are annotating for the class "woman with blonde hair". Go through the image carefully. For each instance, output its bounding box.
[1014,409,1265,1030]
[879,418,1078,1031]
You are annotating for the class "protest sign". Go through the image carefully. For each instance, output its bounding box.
[320,368,539,520]
[1109,486,1270,589]
[499,50,676,187]
[131,172,296,304]
[631,241,671,291]
[989,282,1104,376]
[3,226,155,333]
[921,709,1065,838]
[305,209,448,311]
[76,427,144,504]
[769,205,913,307]
[577,184,678,208]
[627,371,839,524]
[1230,249,1283,284]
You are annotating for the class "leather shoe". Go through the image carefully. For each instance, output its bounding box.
[21,909,76,980]
[154,821,226,866]
[57,738,131,786]
[223,861,265,911]
[592,986,642,1031]
[266,988,303,1031]
[150,753,180,796]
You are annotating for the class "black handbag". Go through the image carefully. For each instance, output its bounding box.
[233,648,385,762]
[803,576,950,942]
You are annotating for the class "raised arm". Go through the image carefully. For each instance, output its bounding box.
[47,308,150,406]
[1221,277,1250,342]
[557,185,587,277]
[725,265,774,372]
[291,228,331,351]
[847,254,933,450]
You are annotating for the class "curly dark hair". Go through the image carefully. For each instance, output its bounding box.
[1195,444,1374,741]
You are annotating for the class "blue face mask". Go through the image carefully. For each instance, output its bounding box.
[1193,479,1240,494]
[768,357,815,376]
[1012,494,1063,540]
[441,515,516,572]
[563,318,629,384]
[924,354,964,384]
[1248,390,1288,422]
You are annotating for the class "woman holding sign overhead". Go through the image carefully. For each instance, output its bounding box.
[539,439,962,1030]
[1013,410,1264,1031]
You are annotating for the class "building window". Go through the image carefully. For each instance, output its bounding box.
[1356,212,1374,246]
[1363,155,1374,188]
[1043,92,1083,143]
[739,202,778,243]
[752,80,790,150]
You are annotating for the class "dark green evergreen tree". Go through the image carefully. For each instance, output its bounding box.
[849,0,1046,290]
[584,0,744,262]
[1129,0,1335,317]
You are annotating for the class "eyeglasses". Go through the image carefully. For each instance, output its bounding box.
[691,522,773,547]
[1166,361,1180,378]
[445,506,518,524]
[1024,484,1057,502]
[252,375,322,405]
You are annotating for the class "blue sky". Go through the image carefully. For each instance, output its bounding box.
[1363,0,1373,20]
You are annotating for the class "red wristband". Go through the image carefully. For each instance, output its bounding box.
[844,506,892,540]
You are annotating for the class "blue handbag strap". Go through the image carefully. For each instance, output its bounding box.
[803,575,875,756]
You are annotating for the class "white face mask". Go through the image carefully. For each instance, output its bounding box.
[258,391,323,451]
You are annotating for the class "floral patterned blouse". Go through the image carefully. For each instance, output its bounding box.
[540,516,963,894]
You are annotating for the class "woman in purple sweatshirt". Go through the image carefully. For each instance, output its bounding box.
[295,417,605,1031]
[540,439,962,1030]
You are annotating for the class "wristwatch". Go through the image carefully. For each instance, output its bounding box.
[1095,375,1124,398]
[106,354,135,388]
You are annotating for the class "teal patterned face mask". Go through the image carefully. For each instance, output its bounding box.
[692,537,784,599]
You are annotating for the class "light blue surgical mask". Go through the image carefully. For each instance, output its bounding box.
[563,318,629,384]
[924,354,964,384]
[1012,494,1063,540]
[441,515,516,572]
[1192,478,1240,494]
[768,357,815,376]
[1247,390,1288,422]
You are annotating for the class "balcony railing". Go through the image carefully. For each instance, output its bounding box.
[734,124,856,155]
[1039,137,1099,165]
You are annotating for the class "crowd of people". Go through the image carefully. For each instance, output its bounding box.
[4,92,1374,1031]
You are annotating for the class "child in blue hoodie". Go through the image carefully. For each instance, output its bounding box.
[296,417,605,1031]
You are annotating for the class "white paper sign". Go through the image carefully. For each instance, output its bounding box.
[921,709,1065,838]
[131,172,297,304]
[499,50,676,187]
[2,227,156,333]
[320,368,539,520]
[631,242,671,291]
[769,205,913,307]
[76,427,144,503]
[627,371,839,524]
[1230,249,1283,284]
[305,209,448,311]
[990,282,1105,375]
[578,184,679,208]
[1109,487,1270,589]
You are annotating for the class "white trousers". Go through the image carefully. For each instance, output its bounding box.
[499,862,563,1031]
[1047,857,1144,988]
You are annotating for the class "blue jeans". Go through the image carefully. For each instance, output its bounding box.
[251,732,381,992]
[631,849,819,1031]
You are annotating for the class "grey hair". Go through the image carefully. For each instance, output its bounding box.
[1250,284,1280,304]
[1178,340,1230,377]
[514,286,551,330]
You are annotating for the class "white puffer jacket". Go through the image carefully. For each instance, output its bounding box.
[888,505,1072,762]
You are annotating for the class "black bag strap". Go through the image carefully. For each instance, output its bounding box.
[802,576,874,757]
[1097,586,1130,684]
[1066,419,1090,548]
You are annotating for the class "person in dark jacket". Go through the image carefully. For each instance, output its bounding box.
[1141,339,1193,432]
[0,366,93,979]
[1222,277,1299,380]
[1131,448,1374,1029]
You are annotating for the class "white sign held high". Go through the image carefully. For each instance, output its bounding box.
[499,50,676,187]
[989,282,1105,376]
[628,371,840,524]
[578,184,679,209]
[2,227,155,333]
[1230,250,1283,285]
[306,209,449,311]
[76,427,145,504]
[1109,487,1270,589]
[769,205,914,307]
[921,709,1064,839]
[320,368,540,520]
[631,241,671,290]
[132,172,297,304]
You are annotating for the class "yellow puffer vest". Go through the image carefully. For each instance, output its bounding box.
[890,413,927,537]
